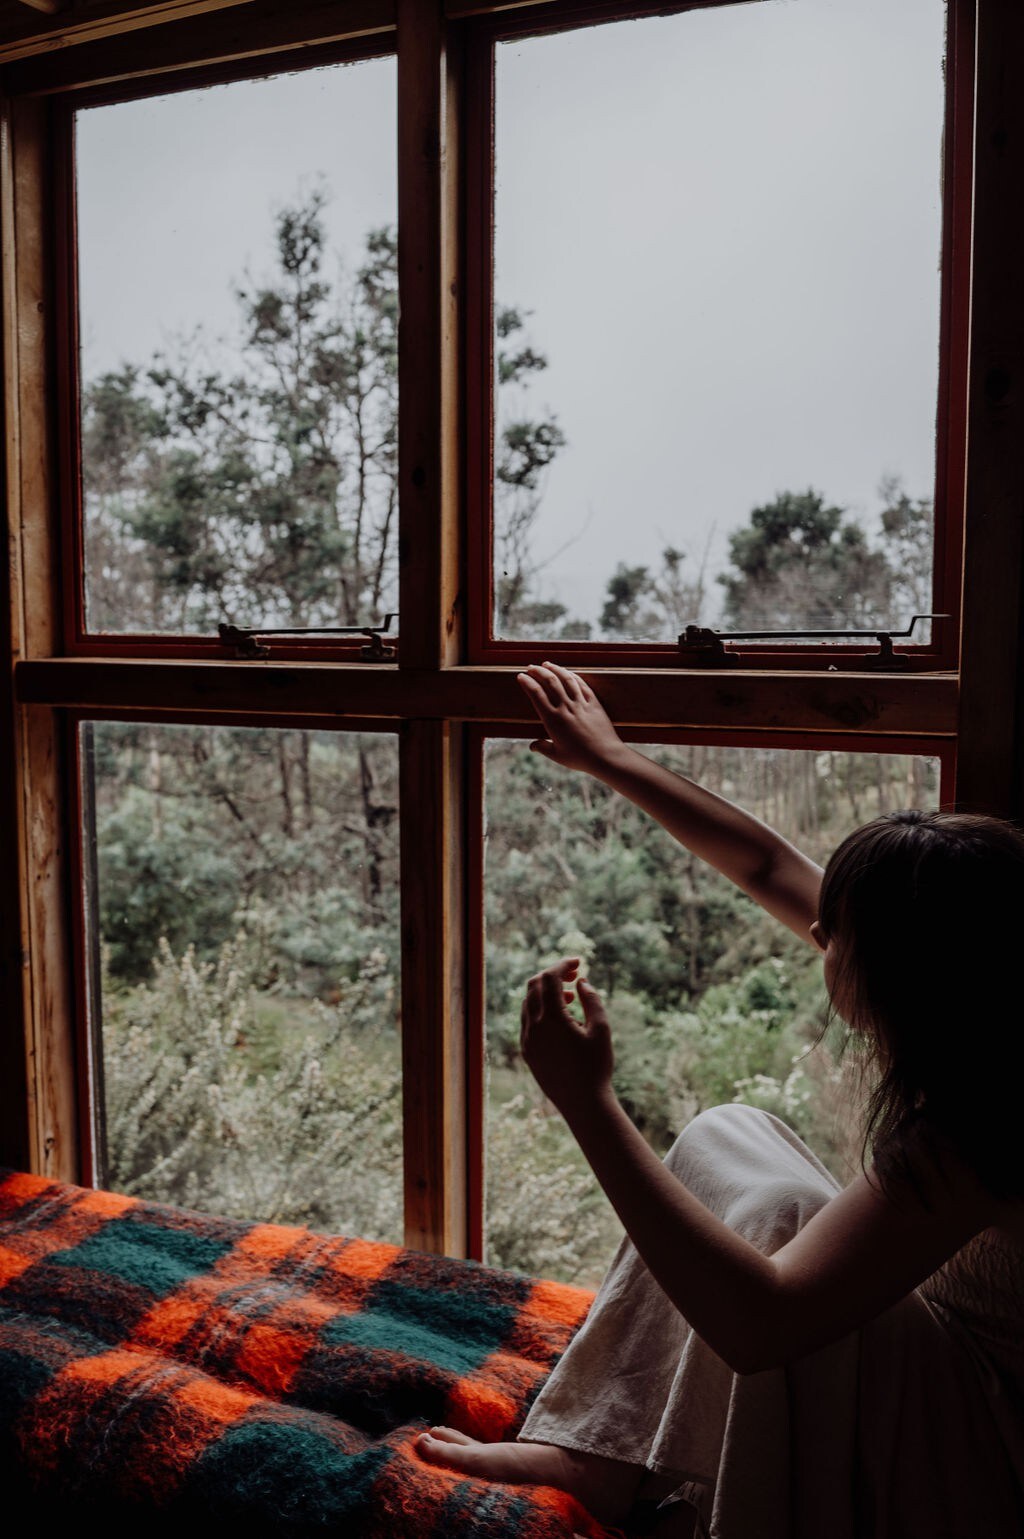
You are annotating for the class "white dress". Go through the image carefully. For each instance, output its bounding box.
[518,1103,1024,1539]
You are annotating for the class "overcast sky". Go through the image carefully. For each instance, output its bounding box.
[77,0,946,636]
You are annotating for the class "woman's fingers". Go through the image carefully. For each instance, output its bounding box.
[523,959,580,1022]
[517,673,565,752]
[577,977,607,1024]
[543,660,593,703]
[523,662,567,709]
[541,969,570,1016]
[541,660,581,700]
[517,670,558,718]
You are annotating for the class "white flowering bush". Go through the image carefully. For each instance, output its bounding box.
[102,932,403,1240]
[484,1095,617,1285]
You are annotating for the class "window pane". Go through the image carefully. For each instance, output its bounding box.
[483,742,939,1284]
[82,722,402,1241]
[493,0,946,642]
[78,58,398,636]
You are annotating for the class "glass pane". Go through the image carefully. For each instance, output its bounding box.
[82,722,402,1241]
[483,742,940,1284]
[493,0,946,642]
[78,58,398,636]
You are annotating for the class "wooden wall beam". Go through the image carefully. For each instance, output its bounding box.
[399,720,468,1254]
[956,0,1024,815]
[16,658,959,738]
[1,97,78,1178]
[0,98,31,1170]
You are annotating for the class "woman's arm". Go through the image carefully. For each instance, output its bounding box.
[519,662,823,943]
[523,960,999,1375]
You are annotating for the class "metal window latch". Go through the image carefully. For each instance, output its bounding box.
[217,614,397,661]
[676,614,947,670]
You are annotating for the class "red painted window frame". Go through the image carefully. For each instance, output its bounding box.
[464,0,975,672]
[54,34,401,663]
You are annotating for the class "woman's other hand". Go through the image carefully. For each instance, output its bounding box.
[516,662,626,776]
[520,958,614,1116]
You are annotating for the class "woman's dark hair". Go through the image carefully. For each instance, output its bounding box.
[818,809,1024,1198]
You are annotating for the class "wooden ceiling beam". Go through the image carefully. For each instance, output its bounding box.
[1,0,393,91]
[0,1,253,65]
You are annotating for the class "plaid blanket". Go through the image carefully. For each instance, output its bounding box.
[0,1170,607,1537]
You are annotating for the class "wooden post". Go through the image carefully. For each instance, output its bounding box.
[0,95,79,1178]
[956,0,1024,816]
[399,719,468,1254]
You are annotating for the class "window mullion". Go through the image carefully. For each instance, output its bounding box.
[396,0,462,671]
[399,719,470,1254]
[396,0,471,1256]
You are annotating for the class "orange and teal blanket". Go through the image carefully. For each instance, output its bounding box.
[0,1169,605,1536]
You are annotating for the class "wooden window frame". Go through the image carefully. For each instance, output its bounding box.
[465,0,976,672]
[65,707,403,1191]
[3,0,1023,1268]
[52,32,401,662]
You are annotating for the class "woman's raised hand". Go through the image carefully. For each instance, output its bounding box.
[520,958,614,1116]
[516,662,626,775]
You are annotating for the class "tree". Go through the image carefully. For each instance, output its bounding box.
[84,203,569,643]
[599,545,707,640]
[718,489,894,631]
[84,191,399,634]
[492,305,573,637]
[876,474,934,621]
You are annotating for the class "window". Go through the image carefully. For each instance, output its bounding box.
[469,0,971,669]
[75,59,398,644]
[4,0,1014,1267]
[80,720,402,1239]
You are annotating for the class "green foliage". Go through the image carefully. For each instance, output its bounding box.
[90,728,934,1283]
[93,723,400,991]
[97,786,240,980]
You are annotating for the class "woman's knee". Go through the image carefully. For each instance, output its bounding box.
[665,1102,778,1168]
[662,1103,835,1249]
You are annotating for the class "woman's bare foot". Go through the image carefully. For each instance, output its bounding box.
[415,1426,644,1526]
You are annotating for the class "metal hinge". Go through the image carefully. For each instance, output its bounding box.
[676,614,946,670]
[218,614,397,661]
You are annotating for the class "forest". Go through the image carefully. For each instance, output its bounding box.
[84,195,939,1285]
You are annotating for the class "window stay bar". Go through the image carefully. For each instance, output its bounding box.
[677,614,947,670]
[218,615,397,661]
